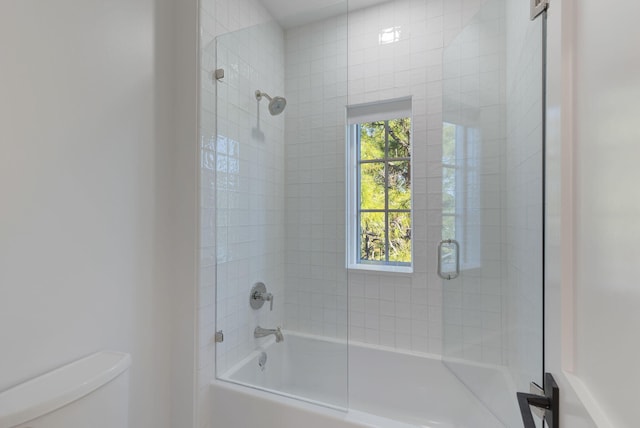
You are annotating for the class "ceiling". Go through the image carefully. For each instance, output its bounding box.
[260,0,390,28]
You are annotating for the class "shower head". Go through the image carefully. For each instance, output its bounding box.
[255,90,287,116]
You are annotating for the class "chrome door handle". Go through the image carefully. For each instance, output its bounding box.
[437,239,460,280]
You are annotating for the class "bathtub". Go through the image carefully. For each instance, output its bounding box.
[212,332,504,427]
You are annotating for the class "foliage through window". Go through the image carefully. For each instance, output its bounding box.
[354,118,412,267]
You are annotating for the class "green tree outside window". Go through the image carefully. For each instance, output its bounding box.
[358,118,412,265]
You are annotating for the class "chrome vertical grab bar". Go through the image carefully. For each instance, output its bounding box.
[437,239,460,280]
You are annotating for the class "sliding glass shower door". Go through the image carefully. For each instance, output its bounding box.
[441,0,545,426]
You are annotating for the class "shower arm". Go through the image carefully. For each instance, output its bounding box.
[255,90,273,102]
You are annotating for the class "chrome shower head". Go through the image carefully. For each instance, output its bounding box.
[255,90,287,116]
[268,96,287,116]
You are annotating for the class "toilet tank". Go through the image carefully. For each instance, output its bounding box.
[0,351,131,428]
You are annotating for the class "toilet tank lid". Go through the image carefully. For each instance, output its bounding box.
[0,351,131,428]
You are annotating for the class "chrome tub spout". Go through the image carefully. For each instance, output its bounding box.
[254,326,284,343]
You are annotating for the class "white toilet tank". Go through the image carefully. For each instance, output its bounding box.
[0,351,131,428]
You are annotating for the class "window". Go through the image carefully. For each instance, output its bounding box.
[347,98,412,272]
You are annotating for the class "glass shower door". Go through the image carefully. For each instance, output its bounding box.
[212,11,349,410]
[441,0,545,426]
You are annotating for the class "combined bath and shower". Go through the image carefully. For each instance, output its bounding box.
[255,90,287,115]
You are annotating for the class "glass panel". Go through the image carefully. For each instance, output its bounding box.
[360,162,385,210]
[360,212,386,261]
[388,212,411,263]
[442,0,544,426]
[213,4,349,411]
[442,214,455,241]
[387,161,411,209]
[442,122,456,165]
[388,118,411,158]
[360,121,386,160]
[442,166,456,213]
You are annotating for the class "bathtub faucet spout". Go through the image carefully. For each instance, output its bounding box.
[254,326,284,343]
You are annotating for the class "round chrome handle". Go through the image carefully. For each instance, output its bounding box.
[437,239,460,280]
[250,282,273,310]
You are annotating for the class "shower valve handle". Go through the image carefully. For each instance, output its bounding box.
[250,282,273,311]
[261,292,274,311]
[256,291,273,311]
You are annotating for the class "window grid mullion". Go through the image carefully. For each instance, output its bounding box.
[361,209,410,213]
[357,125,362,264]
[360,157,410,164]
[384,120,390,263]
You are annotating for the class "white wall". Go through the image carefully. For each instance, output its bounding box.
[545,1,597,426]
[0,1,194,427]
[170,0,200,426]
[545,0,640,426]
[568,1,640,426]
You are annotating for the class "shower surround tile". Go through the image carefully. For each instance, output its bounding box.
[284,0,488,356]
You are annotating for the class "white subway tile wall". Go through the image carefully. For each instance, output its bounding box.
[283,13,350,341]
[348,0,435,353]
[283,0,487,355]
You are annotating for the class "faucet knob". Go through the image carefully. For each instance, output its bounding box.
[264,292,274,311]
[250,282,274,311]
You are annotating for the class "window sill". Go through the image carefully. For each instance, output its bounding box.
[347,263,413,274]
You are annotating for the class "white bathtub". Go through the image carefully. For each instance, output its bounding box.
[212,332,505,427]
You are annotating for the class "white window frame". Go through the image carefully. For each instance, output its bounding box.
[346,97,413,273]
